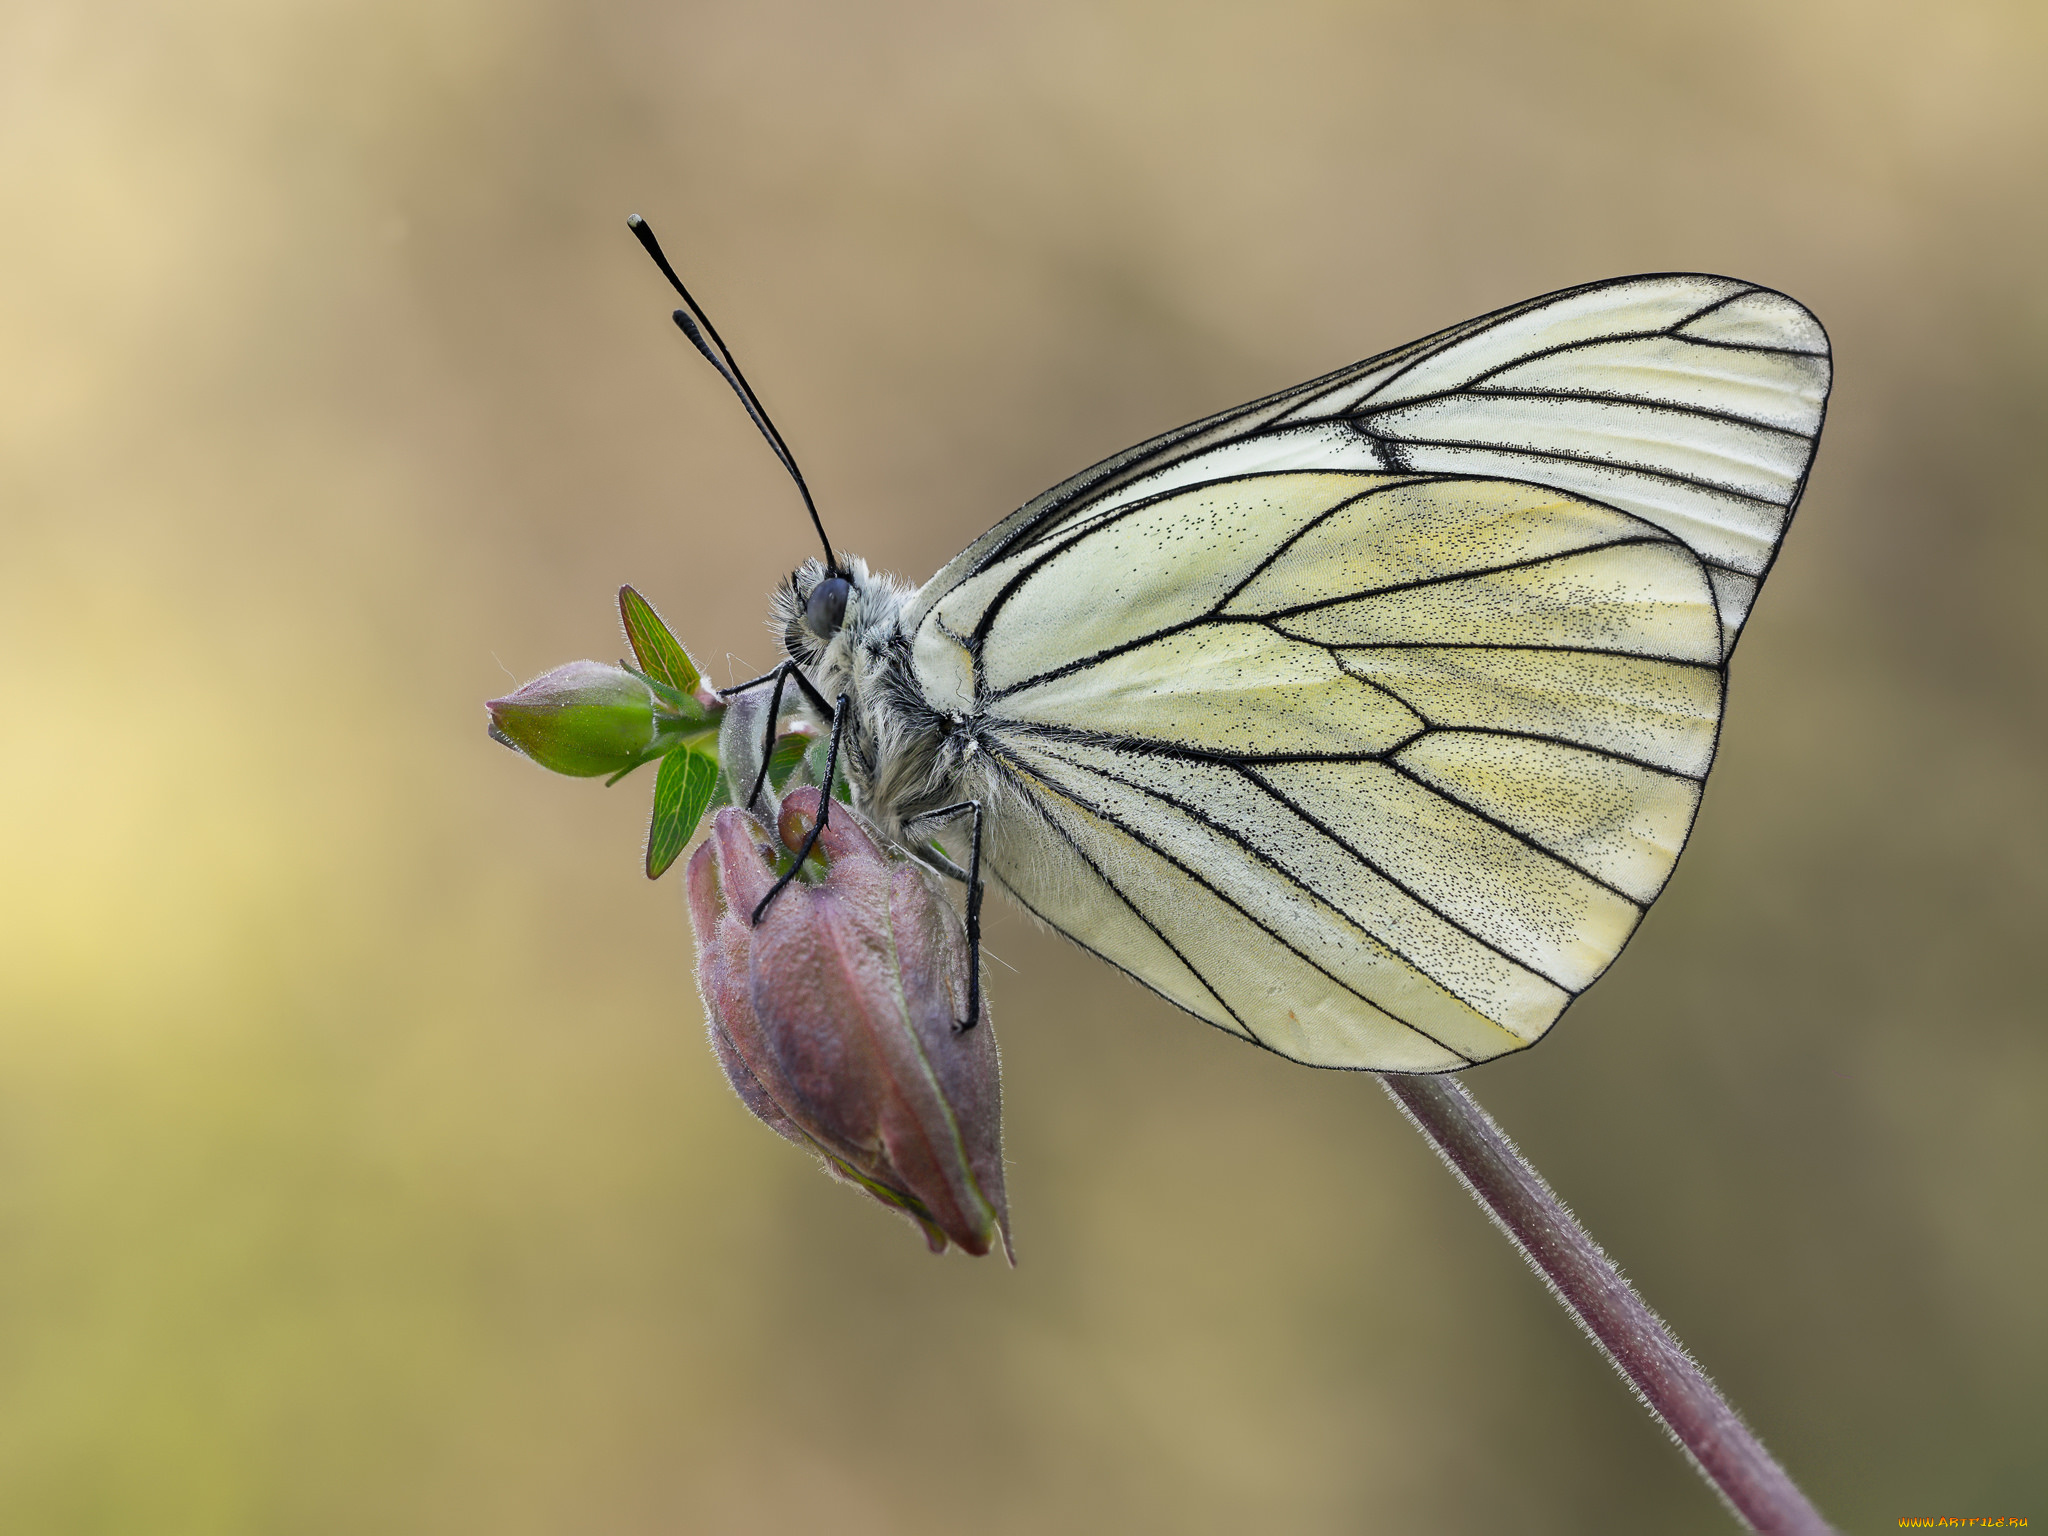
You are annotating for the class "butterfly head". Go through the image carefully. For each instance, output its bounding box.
[803,573,850,638]
[775,555,893,671]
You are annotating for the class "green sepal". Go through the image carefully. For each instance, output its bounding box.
[619,662,706,722]
[767,732,812,792]
[619,586,703,697]
[646,746,720,879]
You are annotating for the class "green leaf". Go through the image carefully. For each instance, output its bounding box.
[646,746,719,879]
[619,586,702,697]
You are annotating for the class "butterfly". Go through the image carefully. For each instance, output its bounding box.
[630,217,1831,1072]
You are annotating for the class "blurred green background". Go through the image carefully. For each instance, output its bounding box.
[3,0,2043,1530]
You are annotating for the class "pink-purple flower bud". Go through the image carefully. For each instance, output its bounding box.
[687,789,1011,1259]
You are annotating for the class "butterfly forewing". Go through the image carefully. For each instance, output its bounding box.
[911,274,1827,660]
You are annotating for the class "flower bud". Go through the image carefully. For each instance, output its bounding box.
[487,661,659,777]
[687,788,1011,1259]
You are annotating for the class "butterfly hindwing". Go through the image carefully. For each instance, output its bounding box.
[940,473,1718,1067]
[899,274,1825,1069]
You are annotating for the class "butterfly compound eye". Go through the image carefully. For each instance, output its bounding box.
[803,576,851,638]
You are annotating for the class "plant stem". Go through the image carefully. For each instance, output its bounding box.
[1376,1071,1834,1535]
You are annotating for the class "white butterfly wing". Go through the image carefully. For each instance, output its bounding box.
[906,276,1827,1069]
[911,274,1828,660]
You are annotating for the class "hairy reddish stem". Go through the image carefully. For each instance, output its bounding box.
[1377,1072,1834,1535]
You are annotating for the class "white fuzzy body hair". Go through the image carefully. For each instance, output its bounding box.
[771,556,1024,875]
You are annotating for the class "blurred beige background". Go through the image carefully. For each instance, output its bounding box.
[3,0,2043,1530]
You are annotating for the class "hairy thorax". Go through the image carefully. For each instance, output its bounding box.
[774,555,993,857]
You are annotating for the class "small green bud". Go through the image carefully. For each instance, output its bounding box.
[486,661,660,777]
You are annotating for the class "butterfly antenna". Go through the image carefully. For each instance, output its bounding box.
[628,214,838,575]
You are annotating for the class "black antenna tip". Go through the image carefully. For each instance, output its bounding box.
[630,212,839,575]
[628,215,670,272]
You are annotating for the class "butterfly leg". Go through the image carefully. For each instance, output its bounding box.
[719,661,837,810]
[749,693,850,927]
[901,800,985,1032]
